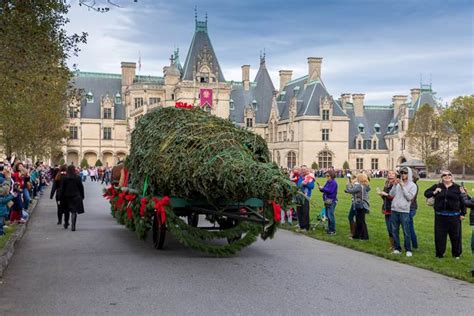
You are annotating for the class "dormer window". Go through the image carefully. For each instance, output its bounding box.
[86,91,94,103]
[252,99,258,111]
[115,93,121,104]
[293,86,300,96]
[374,123,381,134]
[246,118,253,128]
[387,122,394,133]
[358,123,365,133]
[394,123,399,132]
[230,99,235,110]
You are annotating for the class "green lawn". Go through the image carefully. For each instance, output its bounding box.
[0,223,18,250]
[284,178,474,283]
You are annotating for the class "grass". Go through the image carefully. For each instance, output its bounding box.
[0,223,18,250]
[283,178,474,283]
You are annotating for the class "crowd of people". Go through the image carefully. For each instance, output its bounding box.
[0,158,50,236]
[79,166,112,185]
[282,165,474,269]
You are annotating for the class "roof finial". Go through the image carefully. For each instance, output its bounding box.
[205,12,208,22]
[260,48,266,65]
[195,5,197,21]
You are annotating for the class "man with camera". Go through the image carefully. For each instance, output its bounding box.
[389,167,418,257]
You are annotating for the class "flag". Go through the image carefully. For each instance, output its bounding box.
[200,88,212,108]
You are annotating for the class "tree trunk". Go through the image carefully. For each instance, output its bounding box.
[462,163,466,179]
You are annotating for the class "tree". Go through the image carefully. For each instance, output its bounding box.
[0,1,87,158]
[311,162,318,170]
[80,158,89,169]
[95,159,103,167]
[425,154,444,173]
[442,95,474,177]
[342,161,350,170]
[406,104,450,166]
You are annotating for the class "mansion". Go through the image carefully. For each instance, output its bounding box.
[63,17,451,170]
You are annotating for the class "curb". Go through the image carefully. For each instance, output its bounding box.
[0,195,41,278]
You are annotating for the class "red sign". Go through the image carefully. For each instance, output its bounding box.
[200,88,213,108]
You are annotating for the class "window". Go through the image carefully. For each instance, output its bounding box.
[278,132,282,141]
[322,129,329,141]
[283,131,287,141]
[394,123,399,132]
[357,140,362,150]
[364,140,371,150]
[69,126,78,140]
[134,97,143,109]
[69,107,78,118]
[103,127,112,140]
[373,140,377,150]
[356,158,364,170]
[252,100,258,111]
[246,118,253,128]
[371,158,379,170]
[230,99,235,110]
[287,151,297,169]
[322,109,329,121]
[85,92,94,103]
[149,97,161,105]
[374,124,381,134]
[115,93,121,104]
[431,138,439,150]
[276,151,281,165]
[401,138,406,150]
[171,93,175,100]
[401,120,405,131]
[103,108,112,119]
[318,151,333,169]
[358,123,365,133]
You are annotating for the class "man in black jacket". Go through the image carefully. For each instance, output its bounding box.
[460,186,474,277]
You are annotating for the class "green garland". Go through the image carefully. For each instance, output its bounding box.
[104,187,279,256]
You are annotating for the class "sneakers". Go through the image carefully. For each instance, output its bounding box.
[455,257,460,260]
[327,231,336,236]
[406,251,413,257]
[392,250,401,255]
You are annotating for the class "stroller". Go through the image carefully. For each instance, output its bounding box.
[310,207,328,231]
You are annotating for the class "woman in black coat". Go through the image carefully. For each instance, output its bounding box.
[60,165,85,231]
[50,165,67,225]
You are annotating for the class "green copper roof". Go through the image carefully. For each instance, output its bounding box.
[75,71,122,79]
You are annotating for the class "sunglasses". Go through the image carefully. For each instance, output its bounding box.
[325,175,330,177]
[442,173,452,177]
[399,171,408,175]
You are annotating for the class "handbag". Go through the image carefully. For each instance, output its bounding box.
[324,198,333,206]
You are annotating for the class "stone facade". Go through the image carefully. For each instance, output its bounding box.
[63,18,452,171]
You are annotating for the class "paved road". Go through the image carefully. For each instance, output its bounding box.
[0,181,472,315]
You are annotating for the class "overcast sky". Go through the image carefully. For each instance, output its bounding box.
[65,0,473,105]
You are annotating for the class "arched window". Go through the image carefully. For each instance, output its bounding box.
[230,99,235,110]
[287,151,297,169]
[318,151,333,169]
[358,123,365,133]
[373,123,381,134]
[86,91,94,103]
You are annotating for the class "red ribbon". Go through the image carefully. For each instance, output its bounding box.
[125,193,136,202]
[140,197,148,217]
[116,191,127,208]
[103,186,117,200]
[152,196,170,223]
[271,201,281,222]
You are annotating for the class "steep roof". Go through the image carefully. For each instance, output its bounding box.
[72,72,125,120]
[182,19,225,82]
[229,58,275,124]
[276,76,346,120]
[346,107,393,150]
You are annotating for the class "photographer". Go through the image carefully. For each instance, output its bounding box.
[389,167,417,257]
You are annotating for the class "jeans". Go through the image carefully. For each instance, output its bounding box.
[281,209,292,225]
[391,211,411,252]
[326,201,337,233]
[0,216,4,235]
[408,208,418,249]
[384,214,392,237]
[22,188,30,210]
[347,205,355,224]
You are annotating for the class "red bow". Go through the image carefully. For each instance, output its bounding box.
[126,206,133,219]
[116,191,127,208]
[140,197,148,217]
[271,201,281,222]
[103,186,117,200]
[152,196,170,223]
[125,193,136,202]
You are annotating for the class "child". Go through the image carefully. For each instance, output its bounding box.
[0,177,14,236]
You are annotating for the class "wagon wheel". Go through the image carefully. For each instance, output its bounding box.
[224,219,242,244]
[187,212,199,227]
[152,213,166,249]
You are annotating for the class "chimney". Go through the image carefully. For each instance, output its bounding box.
[307,57,323,81]
[352,93,365,117]
[242,65,250,91]
[410,88,420,105]
[279,70,293,91]
[340,93,351,110]
[392,95,408,118]
[121,62,136,87]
